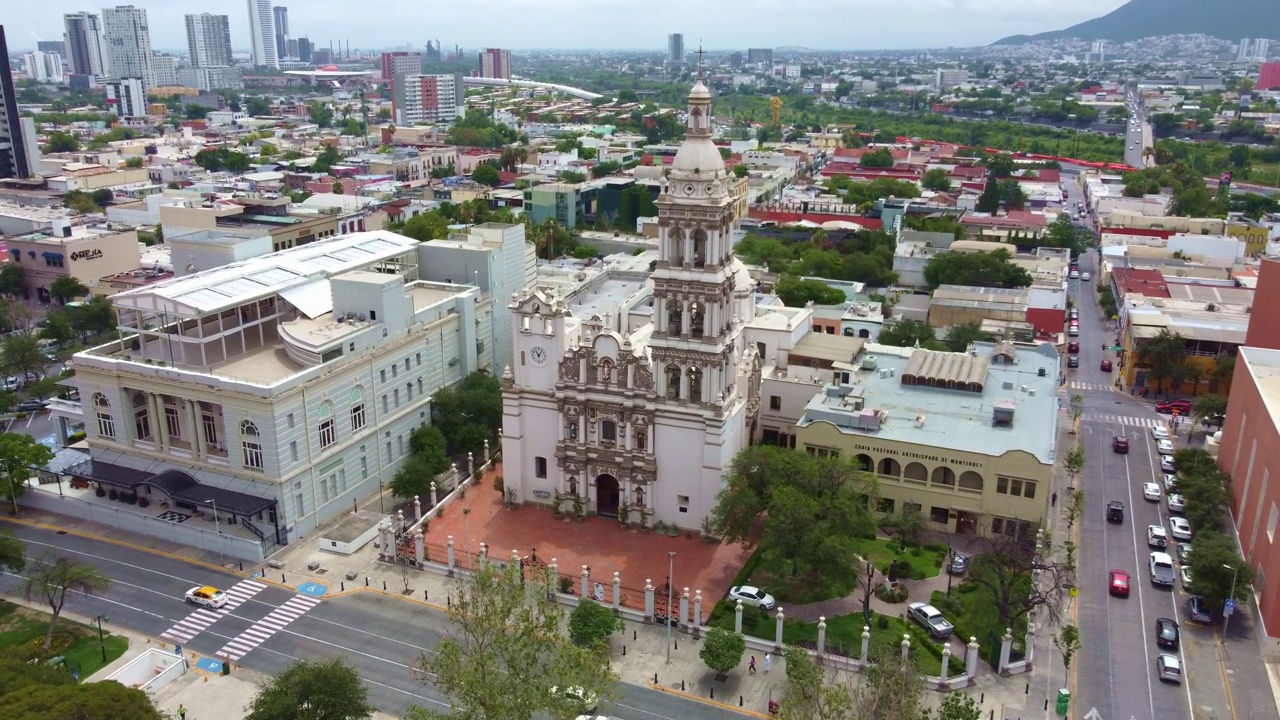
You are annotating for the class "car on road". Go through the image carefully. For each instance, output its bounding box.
[1107,500,1125,523]
[1142,482,1162,501]
[1167,494,1185,513]
[551,686,598,713]
[1160,456,1176,473]
[1068,355,1079,368]
[1081,271,1091,281]
[728,585,776,610]
[1147,524,1168,548]
[184,585,229,609]
[1067,340,1079,352]
[14,399,49,412]
[1100,359,1113,372]
[1155,399,1192,415]
[1151,425,1170,441]
[1169,517,1193,541]
[1155,617,1180,649]
[1149,552,1176,586]
[1176,543,1192,565]
[1188,595,1212,623]
[1157,654,1182,684]
[907,602,954,638]
[2,376,20,392]
[1109,569,1131,597]
[948,553,970,576]
[1068,325,1079,336]
[1113,436,1129,453]
[1180,565,1193,589]
[1156,439,1175,456]
[1069,310,1079,321]
[1069,269,1080,279]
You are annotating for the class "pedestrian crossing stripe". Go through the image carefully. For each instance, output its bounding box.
[216,593,323,661]
[1083,413,1164,428]
[159,579,268,644]
[1068,382,1110,391]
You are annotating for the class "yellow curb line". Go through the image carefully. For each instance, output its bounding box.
[2,516,234,575]
[646,680,771,719]
[1217,630,1239,720]
[1069,503,1080,710]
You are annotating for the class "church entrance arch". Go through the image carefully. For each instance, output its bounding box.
[595,474,620,517]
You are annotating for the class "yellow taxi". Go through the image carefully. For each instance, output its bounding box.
[184,585,229,609]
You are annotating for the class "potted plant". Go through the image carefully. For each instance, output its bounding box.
[572,494,585,522]
[504,489,518,507]
[108,489,119,501]
[618,502,630,527]
[552,490,564,517]
[137,497,150,508]
[95,486,106,498]
[639,512,651,533]
[559,576,574,595]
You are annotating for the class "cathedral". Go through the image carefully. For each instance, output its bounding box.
[500,74,761,531]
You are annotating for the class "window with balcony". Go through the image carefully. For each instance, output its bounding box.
[601,420,617,443]
[132,392,151,440]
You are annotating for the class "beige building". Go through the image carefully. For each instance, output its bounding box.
[160,196,340,253]
[6,219,142,302]
[782,341,1059,538]
[45,164,150,192]
[927,285,1028,329]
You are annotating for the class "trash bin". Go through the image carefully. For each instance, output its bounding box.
[221,659,231,676]
[1056,688,1070,716]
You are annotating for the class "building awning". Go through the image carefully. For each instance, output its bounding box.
[65,460,275,516]
[278,279,333,319]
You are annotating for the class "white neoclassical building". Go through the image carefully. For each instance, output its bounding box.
[501,76,761,530]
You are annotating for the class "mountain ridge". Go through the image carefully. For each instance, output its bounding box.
[993,0,1280,45]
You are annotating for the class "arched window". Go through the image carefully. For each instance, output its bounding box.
[666,364,682,400]
[931,466,956,487]
[958,471,984,491]
[687,366,703,403]
[667,301,683,336]
[668,228,685,265]
[132,392,152,440]
[634,426,647,451]
[689,302,705,339]
[634,485,645,508]
[904,462,928,483]
[692,229,707,268]
[318,402,336,449]
[877,458,901,477]
[350,387,366,431]
[94,393,115,439]
[241,420,263,470]
[568,477,579,497]
[854,454,873,472]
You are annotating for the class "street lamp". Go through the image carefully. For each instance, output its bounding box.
[94,614,109,663]
[666,551,676,664]
[205,498,223,565]
[1222,563,1240,638]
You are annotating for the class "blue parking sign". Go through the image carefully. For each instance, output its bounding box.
[1224,599,1236,615]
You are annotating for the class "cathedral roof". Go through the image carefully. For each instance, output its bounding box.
[670,77,725,177]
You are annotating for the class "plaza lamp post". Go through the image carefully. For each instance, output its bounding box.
[463,507,472,570]
[1222,563,1240,638]
[205,498,223,565]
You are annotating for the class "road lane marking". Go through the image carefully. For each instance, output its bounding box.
[217,593,322,660]
[1120,424,1158,719]
[646,681,770,719]
[159,579,267,644]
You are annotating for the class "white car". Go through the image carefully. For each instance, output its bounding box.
[1069,270,1080,280]
[1081,272,1092,281]
[1161,456,1176,473]
[1162,473,1178,491]
[1167,494,1185,513]
[184,585,229,609]
[728,585,776,610]
[907,602,954,638]
[1157,654,1182,684]
[1147,524,1168,548]
[1156,440,1175,456]
[1169,517,1193,541]
[551,686,598,712]
[1179,565,1193,590]
[1142,482,1162,501]
[1151,426,1170,441]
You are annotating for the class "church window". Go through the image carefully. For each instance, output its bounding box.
[692,229,707,268]
[535,456,547,478]
[687,366,703,403]
[665,364,682,400]
[668,228,685,265]
[667,301,683,336]
[689,302,705,339]
[568,476,578,496]
[634,486,645,508]
[601,420,617,443]
[634,427,647,451]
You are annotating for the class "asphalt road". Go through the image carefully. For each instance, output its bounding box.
[1067,250,1196,720]
[1123,91,1149,170]
[0,523,750,720]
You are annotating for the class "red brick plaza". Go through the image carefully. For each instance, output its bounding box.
[420,463,751,622]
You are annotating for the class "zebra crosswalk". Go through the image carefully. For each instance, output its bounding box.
[1084,413,1165,429]
[160,578,267,644]
[216,593,322,661]
[1067,381,1111,392]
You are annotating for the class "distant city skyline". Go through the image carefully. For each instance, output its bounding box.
[11,0,1136,53]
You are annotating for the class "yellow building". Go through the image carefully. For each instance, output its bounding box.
[1120,296,1248,395]
[793,341,1058,539]
[1227,222,1269,257]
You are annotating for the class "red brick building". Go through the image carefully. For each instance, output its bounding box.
[1258,62,1280,92]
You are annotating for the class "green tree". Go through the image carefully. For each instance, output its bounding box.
[860,148,894,167]
[774,275,845,307]
[43,131,81,153]
[969,532,1073,630]
[63,190,99,214]
[23,555,111,649]
[923,248,1033,290]
[938,691,982,720]
[1192,394,1228,428]
[1170,448,1233,533]
[975,173,1000,213]
[2,334,45,379]
[559,170,587,184]
[920,167,952,191]
[567,599,623,651]
[0,525,25,575]
[472,163,502,186]
[1136,329,1187,394]
[0,433,54,515]
[0,264,24,297]
[332,180,345,195]
[246,96,272,116]
[124,156,144,168]
[1187,529,1252,612]
[245,658,374,720]
[406,561,614,720]
[2,678,163,720]
[699,627,746,675]
[389,426,450,499]
[778,645,853,720]
[430,372,502,456]
[48,276,89,304]
[734,235,796,273]
[185,104,213,120]
[942,322,994,352]
[997,178,1028,211]
[877,319,940,349]
[1042,214,1087,254]
[1053,624,1080,684]
[308,101,335,128]
[733,164,749,178]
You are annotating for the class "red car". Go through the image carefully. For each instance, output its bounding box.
[1109,569,1131,598]
[1113,436,1130,453]
[1068,342,1080,353]
[1100,359,1113,371]
[1156,400,1192,415]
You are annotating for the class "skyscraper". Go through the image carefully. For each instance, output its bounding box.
[37,41,66,60]
[102,5,155,92]
[479,48,511,80]
[24,52,66,84]
[296,36,312,63]
[246,0,279,69]
[273,6,289,59]
[381,51,421,81]
[186,13,233,68]
[1239,39,1253,62]
[667,33,684,65]
[392,74,464,125]
[0,26,37,179]
[64,12,108,77]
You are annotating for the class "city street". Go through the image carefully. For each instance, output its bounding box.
[1124,89,1149,170]
[0,522,752,720]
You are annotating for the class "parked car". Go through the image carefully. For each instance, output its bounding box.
[1151,426,1170,441]
[551,686,598,713]
[1067,341,1079,354]
[1068,326,1079,336]
[1167,494,1185,513]
[2,376,20,392]
[1161,456,1176,473]
[1156,439,1175,456]
[1155,617,1180,649]
[1147,525,1168,548]
[1169,517,1193,541]
[1157,654,1182,684]
[1162,473,1178,491]
[1113,436,1130,453]
[1081,271,1092,281]
[1100,359,1113,372]
[1188,596,1212,623]
[1142,482,1162,501]
[907,602,954,638]
[1180,565,1193,590]
[1155,399,1193,415]
[1109,569,1131,598]
[1068,355,1079,368]
[728,585,776,610]
[1176,543,1192,565]
[1149,552,1176,586]
[1106,501,1125,523]
[13,399,49,412]
[184,585,229,609]
[948,553,970,576]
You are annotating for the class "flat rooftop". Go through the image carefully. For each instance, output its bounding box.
[798,341,1060,464]
[1242,347,1280,419]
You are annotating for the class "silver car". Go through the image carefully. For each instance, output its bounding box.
[907,602,954,638]
[728,585,776,610]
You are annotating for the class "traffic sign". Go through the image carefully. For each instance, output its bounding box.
[1225,599,1236,615]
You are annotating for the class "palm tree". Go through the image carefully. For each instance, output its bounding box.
[539,219,564,260]
[25,555,111,649]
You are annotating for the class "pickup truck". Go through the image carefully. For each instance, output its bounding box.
[1149,552,1176,586]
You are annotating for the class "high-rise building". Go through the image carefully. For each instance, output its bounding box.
[667,33,684,65]
[177,66,243,92]
[1256,39,1271,61]
[479,48,511,80]
[746,48,773,65]
[381,51,421,81]
[1239,38,1253,62]
[392,74,464,125]
[296,37,312,63]
[1091,39,1106,63]
[1259,62,1280,91]
[102,5,156,92]
[729,52,742,69]
[105,77,146,118]
[272,6,289,60]
[312,48,332,66]
[152,54,178,88]
[0,26,38,179]
[64,12,108,77]
[23,52,66,84]
[286,38,298,59]
[246,0,279,69]
[37,40,66,59]
[185,13,233,68]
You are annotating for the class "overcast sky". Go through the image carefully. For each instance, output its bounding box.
[9,0,1127,53]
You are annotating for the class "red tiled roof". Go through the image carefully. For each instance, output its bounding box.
[1004,210,1049,227]
[1100,226,1176,240]
[1111,267,1171,298]
[949,166,986,179]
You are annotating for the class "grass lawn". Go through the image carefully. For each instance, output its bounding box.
[930,583,1027,664]
[730,539,946,606]
[0,600,129,678]
[849,538,947,581]
[707,600,964,678]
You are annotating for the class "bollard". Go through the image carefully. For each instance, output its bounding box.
[424,590,428,600]
[710,688,714,700]
[1044,699,1048,711]
[634,630,637,641]
[980,693,984,704]
[681,680,685,691]
[341,582,345,592]
[239,561,243,571]
[740,696,744,707]
[383,580,387,591]
[654,672,658,684]
[448,596,452,609]
[282,573,286,583]
[1025,683,1029,695]
[674,640,678,650]
[365,576,370,587]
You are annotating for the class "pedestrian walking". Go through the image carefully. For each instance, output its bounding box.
[178,705,187,719]
[593,582,604,603]
[1051,491,1058,507]
[764,653,771,673]
[749,656,757,673]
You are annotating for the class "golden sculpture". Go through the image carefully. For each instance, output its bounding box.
[769,96,782,126]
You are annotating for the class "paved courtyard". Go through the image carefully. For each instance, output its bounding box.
[421,465,752,622]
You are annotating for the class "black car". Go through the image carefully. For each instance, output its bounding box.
[1107,501,1125,523]
[14,399,49,412]
[948,553,970,576]
[1156,617,1180,649]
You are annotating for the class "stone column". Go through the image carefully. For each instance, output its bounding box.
[817,617,827,655]
[450,463,459,489]
[901,634,911,662]
[1025,622,1036,666]
[998,628,1013,673]
[940,644,951,683]
[467,452,475,482]
[693,590,702,626]
[580,565,589,597]
[678,588,689,628]
[446,536,455,571]
[966,636,980,677]
[612,572,621,610]
[734,600,744,634]
[478,543,488,568]
[378,519,393,561]
[153,394,169,451]
[187,400,205,460]
[397,509,406,533]
[483,438,491,464]
[414,530,424,566]
[861,626,871,664]
[644,578,655,620]
[774,607,785,648]
[414,496,421,521]
[431,482,438,507]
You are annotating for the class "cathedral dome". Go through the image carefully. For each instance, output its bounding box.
[669,76,725,177]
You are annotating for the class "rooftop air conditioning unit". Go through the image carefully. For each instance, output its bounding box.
[357,313,366,321]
